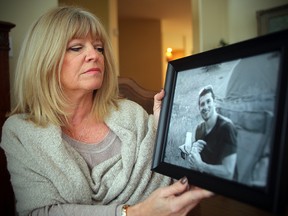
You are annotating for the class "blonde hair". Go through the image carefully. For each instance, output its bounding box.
[11,6,119,126]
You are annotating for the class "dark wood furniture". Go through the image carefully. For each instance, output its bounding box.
[0,20,16,216]
[194,195,288,216]
[118,76,157,114]
[0,21,14,130]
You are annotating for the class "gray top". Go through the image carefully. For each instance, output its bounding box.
[30,130,123,216]
[62,129,122,169]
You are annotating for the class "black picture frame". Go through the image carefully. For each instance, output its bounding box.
[152,29,288,214]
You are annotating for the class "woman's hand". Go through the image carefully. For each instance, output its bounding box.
[153,89,165,126]
[127,177,213,216]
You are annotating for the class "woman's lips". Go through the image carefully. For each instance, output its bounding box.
[84,68,101,74]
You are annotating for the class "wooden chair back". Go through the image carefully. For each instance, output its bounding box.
[118,77,157,114]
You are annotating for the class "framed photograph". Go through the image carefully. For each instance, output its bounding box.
[152,29,288,213]
[257,4,288,35]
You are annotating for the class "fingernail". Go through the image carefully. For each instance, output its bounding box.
[180,176,188,184]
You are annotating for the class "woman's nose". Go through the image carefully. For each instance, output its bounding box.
[85,46,99,61]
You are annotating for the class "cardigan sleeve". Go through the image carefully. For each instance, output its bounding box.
[0,115,92,216]
[1,117,66,216]
[29,203,120,216]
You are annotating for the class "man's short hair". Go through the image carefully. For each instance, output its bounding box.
[198,85,215,102]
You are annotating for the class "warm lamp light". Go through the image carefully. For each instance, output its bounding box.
[166,47,173,61]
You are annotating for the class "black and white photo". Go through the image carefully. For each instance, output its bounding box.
[152,29,288,214]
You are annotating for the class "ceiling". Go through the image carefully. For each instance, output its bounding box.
[118,0,192,23]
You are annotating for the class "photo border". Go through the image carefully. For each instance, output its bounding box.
[152,29,288,214]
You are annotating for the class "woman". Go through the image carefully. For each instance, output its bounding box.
[0,6,212,216]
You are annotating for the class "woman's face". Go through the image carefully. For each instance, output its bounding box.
[60,35,105,97]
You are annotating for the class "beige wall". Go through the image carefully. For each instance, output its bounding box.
[228,0,288,44]
[108,0,119,74]
[161,17,193,84]
[0,0,58,106]
[202,0,229,52]
[118,18,162,91]
[58,0,109,32]
[162,20,192,57]
[192,0,288,52]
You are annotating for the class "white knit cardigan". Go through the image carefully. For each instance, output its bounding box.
[1,100,172,216]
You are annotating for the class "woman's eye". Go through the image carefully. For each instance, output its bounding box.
[96,47,104,53]
[68,46,82,52]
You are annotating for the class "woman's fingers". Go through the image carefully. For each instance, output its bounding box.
[153,89,165,126]
[159,177,190,198]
